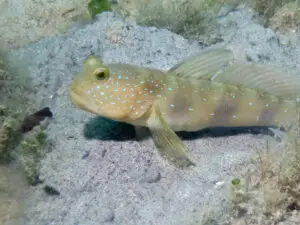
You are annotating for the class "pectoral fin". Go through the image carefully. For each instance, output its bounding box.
[147,104,195,168]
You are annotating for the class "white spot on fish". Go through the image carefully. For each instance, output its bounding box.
[96,86,100,89]
[203,98,207,101]
[210,113,215,116]
[168,87,173,91]
[284,109,287,113]
[170,104,175,108]
[248,102,253,106]
[265,104,269,108]
[140,81,145,84]
[232,115,237,118]
[118,75,122,79]
[188,107,194,111]
[110,102,116,105]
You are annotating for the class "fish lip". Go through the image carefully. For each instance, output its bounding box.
[69,89,87,109]
[69,89,103,115]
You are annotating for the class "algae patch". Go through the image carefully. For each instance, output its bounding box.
[112,0,240,45]
[20,121,50,185]
[88,0,112,19]
[0,51,52,223]
[228,129,300,224]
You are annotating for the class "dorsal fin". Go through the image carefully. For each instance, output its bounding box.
[168,48,234,80]
[212,63,300,99]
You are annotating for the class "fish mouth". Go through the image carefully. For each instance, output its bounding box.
[69,89,86,109]
[69,86,105,116]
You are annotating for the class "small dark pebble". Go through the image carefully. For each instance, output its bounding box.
[21,107,53,133]
[287,201,300,211]
[146,172,161,183]
[82,151,90,159]
[43,185,60,196]
[67,135,75,139]
[101,149,107,158]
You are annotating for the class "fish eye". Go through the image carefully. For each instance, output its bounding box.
[93,68,109,81]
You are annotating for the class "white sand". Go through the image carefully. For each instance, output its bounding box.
[4,6,300,225]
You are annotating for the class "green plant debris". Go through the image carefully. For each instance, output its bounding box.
[88,0,112,19]
[231,178,241,185]
[20,125,48,185]
[0,52,34,164]
[0,118,15,163]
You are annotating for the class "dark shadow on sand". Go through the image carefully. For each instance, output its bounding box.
[83,116,277,141]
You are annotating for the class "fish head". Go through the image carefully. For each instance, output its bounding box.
[69,56,156,122]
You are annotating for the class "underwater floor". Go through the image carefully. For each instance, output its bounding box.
[2,3,300,225]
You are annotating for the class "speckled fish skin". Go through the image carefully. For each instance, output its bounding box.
[156,76,298,132]
[69,48,300,168]
[70,58,166,124]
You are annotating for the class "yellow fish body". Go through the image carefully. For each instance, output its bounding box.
[69,48,300,168]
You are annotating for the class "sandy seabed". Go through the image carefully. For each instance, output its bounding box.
[3,4,300,225]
